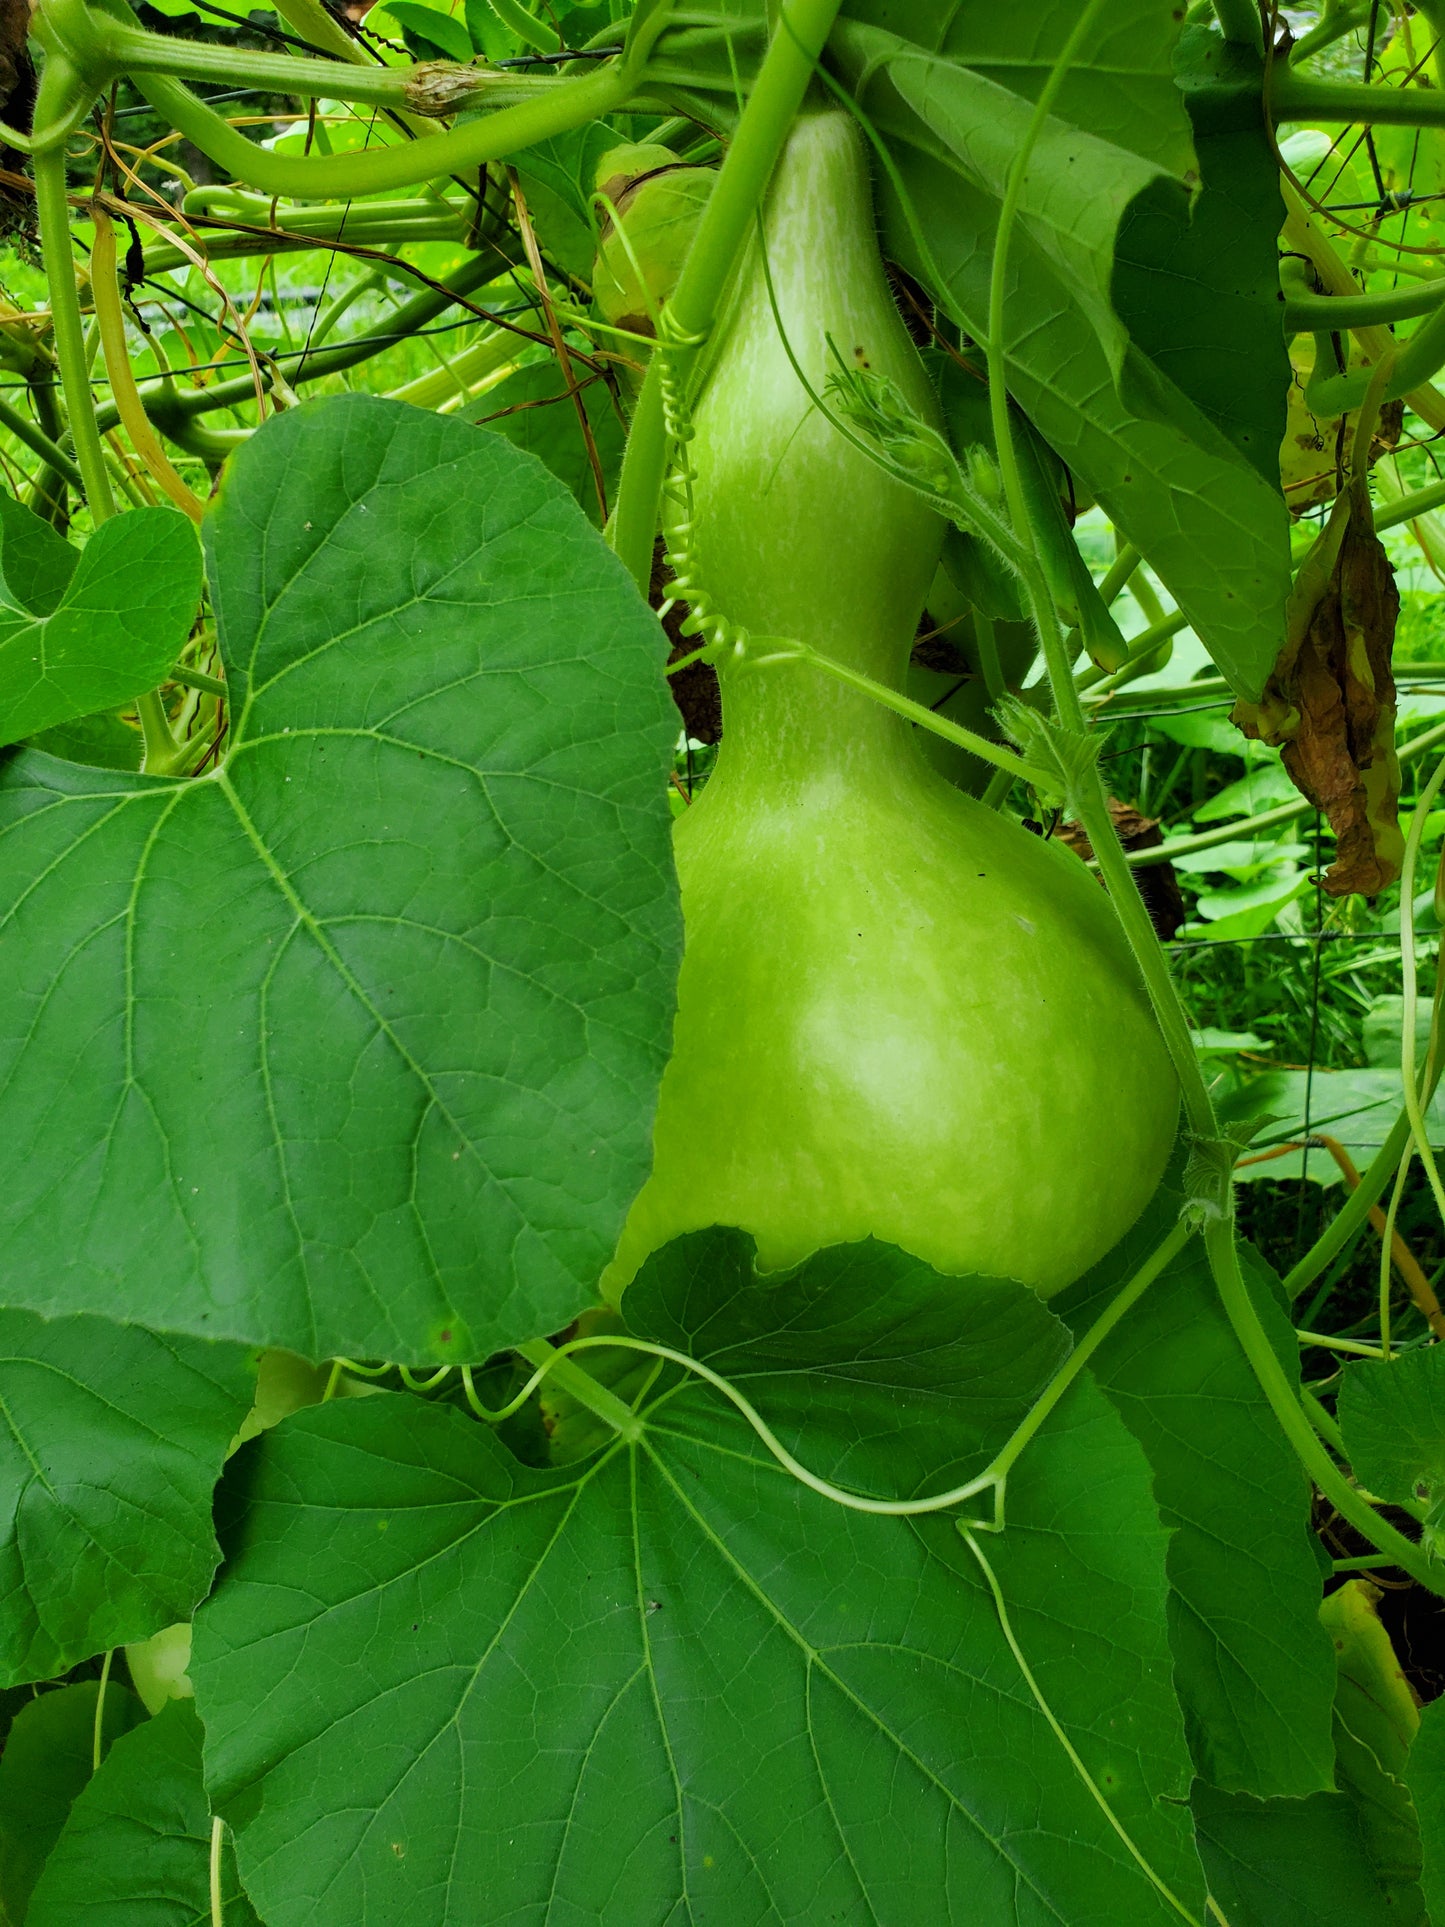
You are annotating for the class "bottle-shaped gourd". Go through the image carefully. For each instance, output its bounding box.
[612,111,1178,1298]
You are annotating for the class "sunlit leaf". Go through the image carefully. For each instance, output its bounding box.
[0,395,680,1363]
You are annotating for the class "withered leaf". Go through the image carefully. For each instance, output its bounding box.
[1233,477,1402,897]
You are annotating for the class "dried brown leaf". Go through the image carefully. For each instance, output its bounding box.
[1233,479,1402,897]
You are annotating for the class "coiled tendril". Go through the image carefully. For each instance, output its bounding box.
[653,308,754,672]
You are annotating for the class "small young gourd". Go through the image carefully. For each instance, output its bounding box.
[612,111,1178,1299]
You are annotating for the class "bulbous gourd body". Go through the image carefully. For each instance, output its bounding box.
[615,112,1178,1297]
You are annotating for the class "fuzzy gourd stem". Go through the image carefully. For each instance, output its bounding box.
[611,0,845,590]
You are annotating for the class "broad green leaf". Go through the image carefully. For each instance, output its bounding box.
[1405,1696,1445,1924]
[829,19,1291,700]
[1192,1781,1407,1927]
[1057,1214,1337,1798]
[1339,1348,1445,1525]
[0,395,680,1363]
[0,1311,254,1687]
[1320,1581,1427,1922]
[1113,28,1290,484]
[465,357,628,525]
[0,1681,144,1924]
[26,1702,261,1927]
[0,508,201,748]
[384,0,472,59]
[839,0,1195,176]
[834,22,1180,381]
[194,1232,1204,1926]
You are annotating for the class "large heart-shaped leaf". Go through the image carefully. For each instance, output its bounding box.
[193,1232,1205,1926]
[0,495,201,747]
[0,395,681,1362]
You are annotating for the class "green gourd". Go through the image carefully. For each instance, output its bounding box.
[610,111,1178,1299]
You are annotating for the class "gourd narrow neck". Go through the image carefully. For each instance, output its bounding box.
[678,108,944,798]
[714,631,922,791]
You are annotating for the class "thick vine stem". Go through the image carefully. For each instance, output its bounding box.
[1206,1216,1445,1597]
[1272,68,1445,131]
[32,67,112,520]
[515,1338,644,1443]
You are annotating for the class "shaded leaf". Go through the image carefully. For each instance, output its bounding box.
[1057,1215,1337,1798]
[0,394,680,1363]
[1339,1346,1445,1536]
[1113,26,1289,483]
[509,121,621,281]
[839,0,1195,177]
[1320,1580,1426,1922]
[194,1232,1204,1926]
[27,1702,260,1927]
[0,492,77,618]
[0,1681,143,1924]
[830,15,1291,701]
[1404,1694,1445,1924]
[22,706,142,771]
[385,0,471,60]
[0,507,201,748]
[464,357,627,525]
[836,21,1176,377]
[1192,1780,1406,1927]
[0,1310,254,1686]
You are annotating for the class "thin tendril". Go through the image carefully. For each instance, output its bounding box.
[210,1814,225,1927]
[92,1648,113,1773]
[959,1528,1211,1927]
